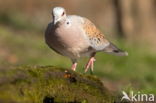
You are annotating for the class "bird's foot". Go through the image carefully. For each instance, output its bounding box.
[71,62,77,71]
[85,57,96,73]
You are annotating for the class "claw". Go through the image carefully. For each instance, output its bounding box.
[71,62,77,71]
[85,57,96,73]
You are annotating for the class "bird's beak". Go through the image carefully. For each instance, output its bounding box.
[54,20,57,25]
[53,16,61,25]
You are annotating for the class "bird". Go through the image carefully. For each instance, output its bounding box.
[45,7,128,73]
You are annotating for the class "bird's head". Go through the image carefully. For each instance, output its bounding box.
[52,7,66,25]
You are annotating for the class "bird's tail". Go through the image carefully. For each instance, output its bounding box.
[103,42,128,56]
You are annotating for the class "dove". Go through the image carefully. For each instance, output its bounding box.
[45,7,128,73]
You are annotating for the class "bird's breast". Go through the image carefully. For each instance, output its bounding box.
[48,23,91,58]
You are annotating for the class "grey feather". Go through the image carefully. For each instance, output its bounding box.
[103,43,128,56]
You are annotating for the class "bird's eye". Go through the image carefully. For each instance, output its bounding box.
[62,12,65,16]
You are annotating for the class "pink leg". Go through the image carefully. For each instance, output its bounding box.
[85,57,96,73]
[71,62,77,71]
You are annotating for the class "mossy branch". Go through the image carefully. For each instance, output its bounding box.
[0,66,114,103]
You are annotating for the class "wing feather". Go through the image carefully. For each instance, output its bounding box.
[82,18,110,51]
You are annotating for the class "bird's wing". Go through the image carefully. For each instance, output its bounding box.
[82,18,110,51]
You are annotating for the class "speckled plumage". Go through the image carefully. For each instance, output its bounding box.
[83,18,110,51]
[45,7,128,72]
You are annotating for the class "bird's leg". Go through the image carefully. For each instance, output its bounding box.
[71,62,77,71]
[85,57,96,73]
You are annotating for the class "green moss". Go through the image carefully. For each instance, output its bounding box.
[0,66,114,103]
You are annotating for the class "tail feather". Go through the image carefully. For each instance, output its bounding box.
[103,43,128,56]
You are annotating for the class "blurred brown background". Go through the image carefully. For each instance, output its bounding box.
[0,0,156,93]
[1,0,156,45]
